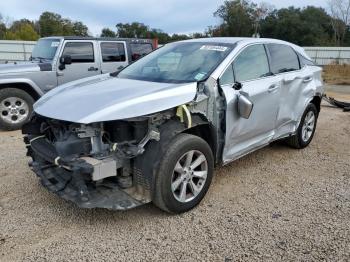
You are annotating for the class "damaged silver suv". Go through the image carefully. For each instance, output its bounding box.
[23,38,323,213]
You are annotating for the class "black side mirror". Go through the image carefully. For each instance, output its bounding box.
[60,55,72,65]
[59,55,72,71]
[232,82,242,91]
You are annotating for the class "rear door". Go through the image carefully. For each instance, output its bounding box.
[221,44,282,162]
[266,44,309,138]
[57,41,100,85]
[99,41,129,74]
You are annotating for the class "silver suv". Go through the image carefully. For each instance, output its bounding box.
[23,38,323,213]
[0,37,154,130]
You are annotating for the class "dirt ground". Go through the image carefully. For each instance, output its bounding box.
[0,101,349,261]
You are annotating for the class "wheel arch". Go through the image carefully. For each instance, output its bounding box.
[182,123,217,163]
[310,95,322,113]
[0,81,43,101]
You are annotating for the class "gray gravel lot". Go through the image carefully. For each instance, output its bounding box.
[0,102,349,261]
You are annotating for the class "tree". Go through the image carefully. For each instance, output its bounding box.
[72,21,89,36]
[260,7,334,46]
[252,2,274,37]
[328,0,350,45]
[213,0,256,37]
[101,28,116,37]
[5,23,39,40]
[38,11,89,37]
[116,22,149,38]
[0,14,6,39]
[38,12,64,36]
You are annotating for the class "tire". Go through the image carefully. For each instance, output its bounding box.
[153,134,214,214]
[0,88,35,131]
[286,103,318,149]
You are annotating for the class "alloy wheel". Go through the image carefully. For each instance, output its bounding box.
[171,150,208,203]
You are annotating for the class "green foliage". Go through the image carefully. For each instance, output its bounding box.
[4,19,39,40]
[114,22,190,44]
[260,6,334,46]
[38,12,89,37]
[213,0,256,37]
[116,22,150,38]
[101,28,116,37]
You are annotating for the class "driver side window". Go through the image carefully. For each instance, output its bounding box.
[233,44,270,82]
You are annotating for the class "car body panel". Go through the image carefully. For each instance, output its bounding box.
[34,74,197,123]
[273,66,323,139]
[221,74,282,163]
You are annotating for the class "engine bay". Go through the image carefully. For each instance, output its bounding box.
[22,111,174,210]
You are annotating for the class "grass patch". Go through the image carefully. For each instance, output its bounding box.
[323,64,350,85]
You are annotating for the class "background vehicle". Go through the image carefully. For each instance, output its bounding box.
[0,36,155,130]
[23,38,323,214]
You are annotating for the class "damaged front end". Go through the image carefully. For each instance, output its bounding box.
[22,112,177,210]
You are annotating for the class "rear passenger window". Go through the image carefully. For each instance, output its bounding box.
[233,45,270,82]
[62,42,94,63]
[130,43,153,61]
[299,54,315,67]
[267,44,300,74]
[101,42,126,62]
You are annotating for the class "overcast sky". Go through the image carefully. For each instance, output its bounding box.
[1,0,329,36]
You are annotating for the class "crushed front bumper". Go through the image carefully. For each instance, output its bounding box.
[26,136,146,210]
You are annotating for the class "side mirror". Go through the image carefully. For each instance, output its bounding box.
[59,55,72,70]
[237,91,254,119]
[60,55,72,65]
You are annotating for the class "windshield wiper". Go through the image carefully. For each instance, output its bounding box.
[31,56,50,62]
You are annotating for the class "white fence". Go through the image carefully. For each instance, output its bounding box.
[0,40,36,63]
[0,40,349,66]
[304,47,350,65]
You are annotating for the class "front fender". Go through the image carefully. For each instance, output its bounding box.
[0,78,44,96]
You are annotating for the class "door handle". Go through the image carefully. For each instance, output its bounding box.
[268,84,279,93]
[56,71,64,76]
[303,76,313,83]
[88,67,99,72]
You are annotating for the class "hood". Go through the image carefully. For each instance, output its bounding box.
[34,74,198,124]
[0,61,52,75]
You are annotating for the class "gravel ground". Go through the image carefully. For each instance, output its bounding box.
[0,102,349,261]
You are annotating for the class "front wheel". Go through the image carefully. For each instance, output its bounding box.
[153,134,214,213]
[0,88,34,131]
[286,103,318,149]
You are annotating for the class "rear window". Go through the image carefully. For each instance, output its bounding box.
[62,42,94,63]
[267,44,300,74]
[101,42,126,62]
[130,43,153,61]
[299,54,315,67]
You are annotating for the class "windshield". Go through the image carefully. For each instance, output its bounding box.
[118,42,233,83]
[31,38,61,61]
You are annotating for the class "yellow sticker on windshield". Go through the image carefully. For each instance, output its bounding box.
[200,45,228,52]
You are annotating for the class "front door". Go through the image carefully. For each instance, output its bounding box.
[220,44,281,163]
[57,41,101,85]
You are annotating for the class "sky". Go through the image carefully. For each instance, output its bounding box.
[1,0,329,36]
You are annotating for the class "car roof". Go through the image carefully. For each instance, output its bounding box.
[41,36,153,43]
[179,37,309,59]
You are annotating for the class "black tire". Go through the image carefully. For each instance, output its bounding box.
[153,134,214,214]
[0,88,34,131]
[286,103,318,149]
